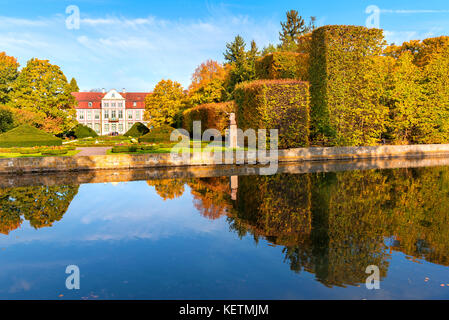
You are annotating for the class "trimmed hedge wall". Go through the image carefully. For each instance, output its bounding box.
[234,79,310,149]
[124,122,149,137]
[309,25,387,146]
[0,125,62,147]
[255,52,302,80]
[182,101,235,136]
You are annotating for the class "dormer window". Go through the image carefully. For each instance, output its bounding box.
[88,102,92,107]
[133,102,137,107]
[112,93,115,98]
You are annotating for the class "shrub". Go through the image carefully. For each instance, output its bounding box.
[124,122,150,137]
[182,101,235,136]
[234,79,310,149]
[309,25,388,146]
[0,124,62,148]
[138,125,176,143]
[256,52,303,80]
[0,106,15,133]
[40,147,68,156]
[71,124,98,139]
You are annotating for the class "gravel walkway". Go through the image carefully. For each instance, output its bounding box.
[75,147,112,156]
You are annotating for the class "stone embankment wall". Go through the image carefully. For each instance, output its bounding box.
[2,144,449,174]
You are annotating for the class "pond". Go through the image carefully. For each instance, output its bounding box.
[1,160,449,300]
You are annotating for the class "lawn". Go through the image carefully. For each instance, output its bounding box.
[0,150,81,158]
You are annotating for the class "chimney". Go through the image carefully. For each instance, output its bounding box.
[102,88,106,93]
[122,88,126,94]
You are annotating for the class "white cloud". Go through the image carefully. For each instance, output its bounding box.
[0,12,279,91]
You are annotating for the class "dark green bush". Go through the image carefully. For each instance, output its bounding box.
[72,124,98,139]
[234,79,310,149]
[124,122,150,137]
[138,125,175,143]
[40,148,68,156]
[0,125,62,147]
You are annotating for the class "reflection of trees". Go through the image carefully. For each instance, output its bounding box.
[192,167,449,288]
[188,177,232,220]
[0,185,79,234]
[146,179,186,200]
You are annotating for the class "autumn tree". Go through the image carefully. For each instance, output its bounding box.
[10,58,76,134]
[187,60,229,107]
[279,10,316,51]
[0,52,19,105]
[144,79,186,128]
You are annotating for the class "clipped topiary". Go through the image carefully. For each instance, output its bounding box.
[0,124,62,148]
[138,125,175,143]
[71,124,98,139]
[124,122,150,137]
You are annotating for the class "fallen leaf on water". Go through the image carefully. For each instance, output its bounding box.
[58,294,64,297]
[440,284,445,287]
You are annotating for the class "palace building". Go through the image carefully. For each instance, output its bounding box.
[72,88,150,136]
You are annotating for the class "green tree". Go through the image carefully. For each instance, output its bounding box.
[223,36,258,94]
[0,52,19,105]
[279,10,316,51]
[0,105,15,133]
[10,58,76,134]
[144,79,186,128]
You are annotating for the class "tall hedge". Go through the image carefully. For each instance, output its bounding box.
[309,25,388,146]
[182,101,235,136]
[234,79,310,149]
[124,122,149,137]
[256,52,302,80]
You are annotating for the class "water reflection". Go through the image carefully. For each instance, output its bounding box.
[1,166,449,296]
[0,185,79,234]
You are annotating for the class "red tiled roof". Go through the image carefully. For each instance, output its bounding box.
[72,92,151,109]
[72,92,105,109]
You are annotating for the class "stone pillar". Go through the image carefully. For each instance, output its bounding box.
[229,113,237,149]
[230,175,238,201]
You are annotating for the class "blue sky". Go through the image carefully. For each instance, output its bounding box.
[1,0,449,91]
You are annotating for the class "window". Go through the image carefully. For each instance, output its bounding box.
[118,110,123,119]
[111,124,116,132]
[135,110,141,120]
[95,111,100,120]
[128,122,133,130]
[133,102,137,107]
[79,111,84,120]
[94,123,100,133]
[118,102,123,108]
[104,110,109,119]
[118,123,123,132]
[112,93,115,98]
[86,123,92,128]
[111,110,116,119]
[104,102,109,108]
[104,124,109,132]
[88,102,92,107]
[87,111,92,120]
[128,111,133,119]
[111,102,116,108]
